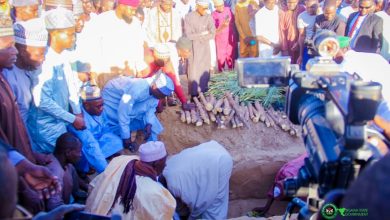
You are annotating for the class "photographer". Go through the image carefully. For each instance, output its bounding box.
[334,35,390,151]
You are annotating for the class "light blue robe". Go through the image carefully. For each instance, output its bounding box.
[2,65,39,123]
[28,48,81,154]
[69,107,123,173]
[102,76,162,141]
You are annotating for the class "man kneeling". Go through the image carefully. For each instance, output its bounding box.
[162,140,233,219]
[86,141,176,219]
[69,85,123,174]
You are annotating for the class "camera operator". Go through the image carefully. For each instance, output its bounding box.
[333,35,390,152]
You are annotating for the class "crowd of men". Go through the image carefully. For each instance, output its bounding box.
[0,0,389,219]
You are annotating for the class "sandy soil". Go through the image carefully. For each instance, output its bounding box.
[153,75,306,218]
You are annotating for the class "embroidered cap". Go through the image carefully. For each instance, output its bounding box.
[45,7,75,30]
[14,18,48,47]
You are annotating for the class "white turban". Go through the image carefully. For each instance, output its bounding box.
[14,18,48,47]
[196,0,210,7]
[45,7,75,30]
[139,141,167,162]
[12,0,39,7]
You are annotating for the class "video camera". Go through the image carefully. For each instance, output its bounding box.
[236,30,384,219]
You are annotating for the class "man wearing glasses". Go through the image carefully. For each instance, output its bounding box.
[345,0,383,53]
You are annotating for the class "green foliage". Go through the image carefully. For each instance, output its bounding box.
[206,71,285,108]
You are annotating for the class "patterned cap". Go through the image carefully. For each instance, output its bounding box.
[0,16,13,38]
[153,43,170,59]
[153,72,174,96]
[45,7,75,30]
[80,85,101,101]
[14,18,48,47]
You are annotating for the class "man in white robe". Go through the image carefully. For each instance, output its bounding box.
[163,140,233,219]
[86,141,176,220]
[82,0,147,87]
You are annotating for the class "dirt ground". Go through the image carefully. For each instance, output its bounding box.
[155,75,305,218]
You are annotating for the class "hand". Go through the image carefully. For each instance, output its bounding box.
[123,138,137,152]
[123,138,132,149]
[73,114,86,130]
[144,124,152,141]
[244,36,253,45]
[33,152,52,165]
[19,177,45,213]
[200,31,209,36]
[32,204,85,220]
[16,159,61,199]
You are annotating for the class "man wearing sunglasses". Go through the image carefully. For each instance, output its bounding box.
[345,0,383,53]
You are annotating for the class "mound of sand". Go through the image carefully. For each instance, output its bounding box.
[157,106,305,217]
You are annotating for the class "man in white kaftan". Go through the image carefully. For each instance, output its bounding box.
[163,140,233,219]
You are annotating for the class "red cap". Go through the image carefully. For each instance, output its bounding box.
[117,0,140,7]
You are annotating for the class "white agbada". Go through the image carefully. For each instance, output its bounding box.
[163,140,233,219]
[254,5,280,58]
[144,6,182,47]
[71,13,98,64]
[85,11,147,73]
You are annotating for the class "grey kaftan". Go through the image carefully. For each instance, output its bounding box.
[184,11,216,96]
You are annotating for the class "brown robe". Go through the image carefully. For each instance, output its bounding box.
[184,11,216,96]
[279,5,306,64]
[0,71,36,163]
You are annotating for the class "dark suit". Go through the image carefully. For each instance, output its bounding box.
[345,12,383,53]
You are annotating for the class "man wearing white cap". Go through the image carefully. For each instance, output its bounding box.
[28,7,85,154]
[184,0,215,97]
[102,73,174,151]
[163,140,233,219]
[3,18,47,124]
[69,85,123,174]
[81,0,147,88]
[11,0,40,22]
[86,141,176,219]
